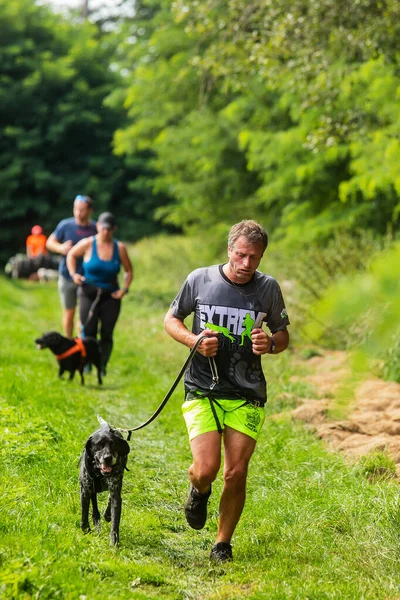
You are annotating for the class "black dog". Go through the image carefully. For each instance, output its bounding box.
[35,331,102,385]
[79,420,130,545]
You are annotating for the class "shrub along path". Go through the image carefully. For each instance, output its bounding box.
[1,275,400,599]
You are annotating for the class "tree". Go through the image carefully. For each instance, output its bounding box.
[0,0,169,264]
[111,0,400,243]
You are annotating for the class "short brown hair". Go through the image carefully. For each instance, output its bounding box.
[228,220,268,252]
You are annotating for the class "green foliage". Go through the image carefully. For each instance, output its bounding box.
[309,241,400,343]
[267,230,388,348]
[0,0,170,264]
[3,0,400,263]
[109,0,400,245]
[382,328,400,383]
[304,240,400,381]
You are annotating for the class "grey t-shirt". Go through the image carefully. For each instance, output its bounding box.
[170,264,290,404]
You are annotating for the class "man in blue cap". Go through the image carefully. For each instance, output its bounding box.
[46,195,97,338]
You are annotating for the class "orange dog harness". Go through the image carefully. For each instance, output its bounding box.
[56,337,87,360]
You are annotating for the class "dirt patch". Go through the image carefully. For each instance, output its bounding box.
[291,351,400,473]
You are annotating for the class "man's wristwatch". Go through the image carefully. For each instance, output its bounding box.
[123,287,129,294]
[268,337,276,354]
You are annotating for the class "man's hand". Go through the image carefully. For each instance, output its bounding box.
[61,240,73,255]
[196,329,219,357]
[251,328,270,355]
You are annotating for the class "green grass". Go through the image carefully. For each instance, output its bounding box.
[2,237,400,599]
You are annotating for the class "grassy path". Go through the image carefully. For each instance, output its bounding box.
[1,270,400,599]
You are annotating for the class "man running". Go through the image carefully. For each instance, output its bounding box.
[164,220,290,563]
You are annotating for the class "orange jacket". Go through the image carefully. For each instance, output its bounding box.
[26,234,48,257]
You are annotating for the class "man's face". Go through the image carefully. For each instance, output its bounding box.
[227,235,264,283]
[73,200,92,225]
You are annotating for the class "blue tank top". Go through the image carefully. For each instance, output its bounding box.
[83,237,121,290]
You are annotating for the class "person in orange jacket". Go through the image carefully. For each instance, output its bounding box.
[26,225,48,258]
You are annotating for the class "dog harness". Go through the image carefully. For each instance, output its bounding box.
[55,337,87,360]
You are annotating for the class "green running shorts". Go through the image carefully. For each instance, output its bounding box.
[182,396,265,441]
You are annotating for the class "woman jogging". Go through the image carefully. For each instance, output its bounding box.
[66,212,133,375]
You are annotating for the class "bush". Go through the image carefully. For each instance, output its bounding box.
[272,230,392,348]
[381,327,400,383]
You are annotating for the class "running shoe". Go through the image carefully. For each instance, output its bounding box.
[184,484,211,530]
[210,542,233,563]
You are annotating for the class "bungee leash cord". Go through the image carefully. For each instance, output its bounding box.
[98,335,218,439]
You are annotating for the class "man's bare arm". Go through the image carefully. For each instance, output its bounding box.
[46,233,72,255]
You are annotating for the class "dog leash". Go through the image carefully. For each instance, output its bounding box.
[99,335,218,440]
[80,286,102,338]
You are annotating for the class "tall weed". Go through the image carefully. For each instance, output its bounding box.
[305,241,400,381]
[270,230,392,348]
[129,234,226,308]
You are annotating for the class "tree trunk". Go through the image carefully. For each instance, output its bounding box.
[82,0,89,18]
